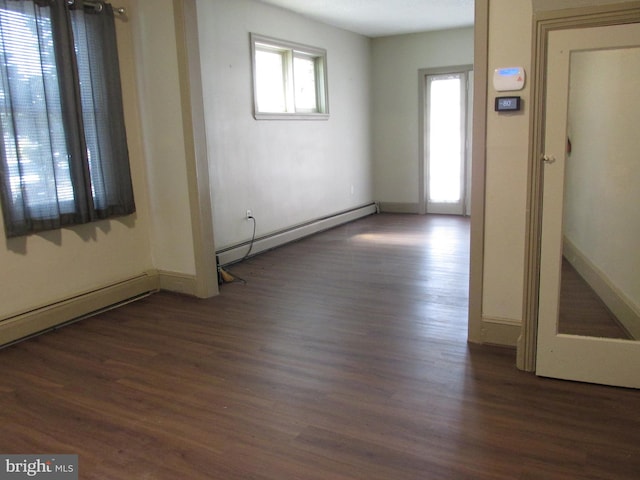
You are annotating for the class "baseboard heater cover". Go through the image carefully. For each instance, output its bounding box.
[216,203,377,266]
[0,273,159,347]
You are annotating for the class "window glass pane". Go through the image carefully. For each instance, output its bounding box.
[428,76,462,203]
[0,5,74,218]
[255,48,286,113]
[251,34,328,118]
[293,54,317,112]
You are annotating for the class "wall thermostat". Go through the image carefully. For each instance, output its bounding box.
[495,96,521,112]
[493,67,525,91]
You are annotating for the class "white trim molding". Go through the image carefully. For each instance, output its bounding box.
[377,202,420,214]
[481,316,521,347]
[157,271,199,297]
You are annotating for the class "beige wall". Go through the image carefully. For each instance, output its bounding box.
[371,28,474,209]
[130,0,197,276]
[481,0,532,327]
[196,0,374,251]
[0,0,154,321]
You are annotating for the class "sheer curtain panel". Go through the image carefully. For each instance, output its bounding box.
[0,0,134,238]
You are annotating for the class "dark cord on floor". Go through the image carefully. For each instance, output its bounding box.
[218,215,257,285]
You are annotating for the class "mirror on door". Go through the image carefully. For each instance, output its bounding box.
[558,46,640,341]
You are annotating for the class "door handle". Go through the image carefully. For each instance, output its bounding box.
[542,154,556,164]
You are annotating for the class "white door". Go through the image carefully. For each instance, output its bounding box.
[536,23,640,388]
[425,71,471,215]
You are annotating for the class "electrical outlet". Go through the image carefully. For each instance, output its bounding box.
[246,209,252,219]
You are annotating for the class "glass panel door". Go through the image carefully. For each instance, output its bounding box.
[426,73,467,215]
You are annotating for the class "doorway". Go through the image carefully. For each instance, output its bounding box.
[419,66,473,215]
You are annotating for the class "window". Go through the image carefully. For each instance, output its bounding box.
[0,0,135,238]
[251,33,328,119]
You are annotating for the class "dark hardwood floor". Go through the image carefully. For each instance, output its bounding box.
[559,258,632,339]
[1,214,638,479]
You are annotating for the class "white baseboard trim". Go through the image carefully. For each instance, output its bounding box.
[563,238,640,339]
[0,272,159,347]
[377,202,420,214]
[481,316,521,347]
[157,270,198,296]
[216,203,378,266]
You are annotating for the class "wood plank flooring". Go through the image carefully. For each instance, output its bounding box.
[1,213,638,479]
[559,258,632,339]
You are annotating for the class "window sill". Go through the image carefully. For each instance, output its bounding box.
[254,112,330,121]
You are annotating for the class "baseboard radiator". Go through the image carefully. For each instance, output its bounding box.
[216,203,378,266]
[0,273,160,347]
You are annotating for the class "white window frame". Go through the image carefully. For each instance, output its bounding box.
[250,33,329,120]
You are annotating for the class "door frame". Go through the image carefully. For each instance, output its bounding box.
[518,1,640,372]
[418,65,473,215]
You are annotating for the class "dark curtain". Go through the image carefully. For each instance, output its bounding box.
[0,0,134,238]
[70,1,134,219]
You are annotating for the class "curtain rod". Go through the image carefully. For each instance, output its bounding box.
[68,0,127,16]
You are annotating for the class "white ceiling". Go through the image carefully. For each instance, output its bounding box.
[256,0,475,38]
